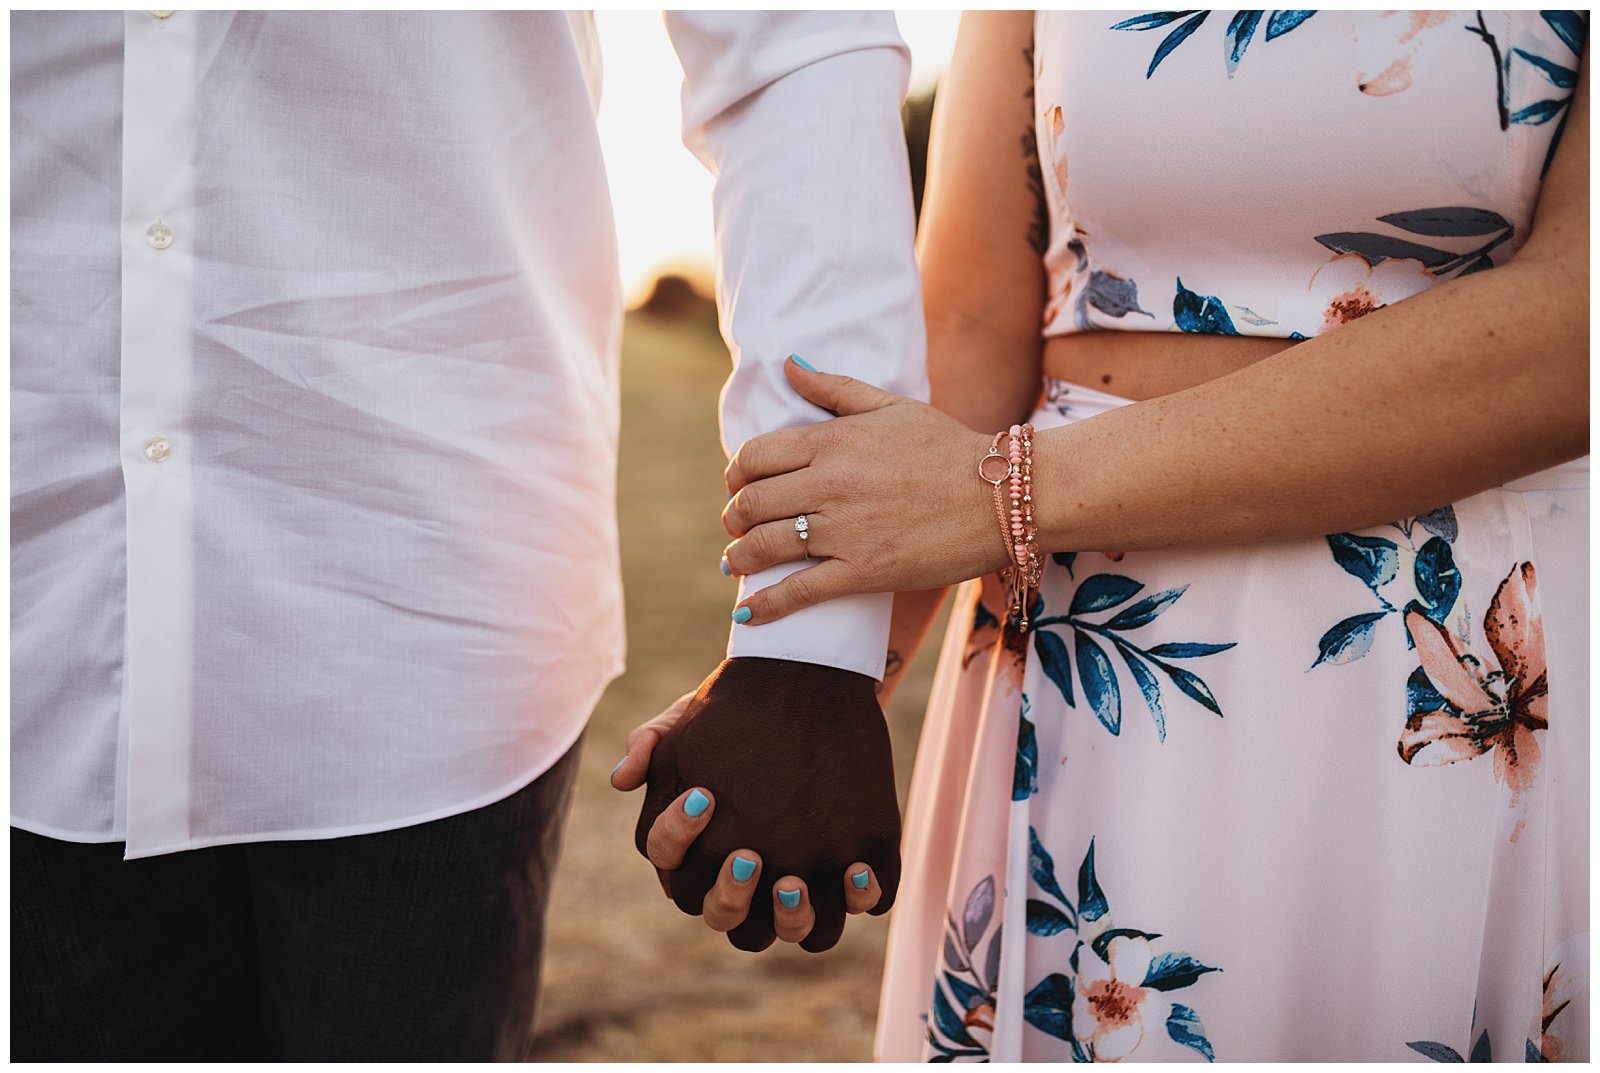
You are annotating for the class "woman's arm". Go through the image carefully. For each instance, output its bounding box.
[1033,60,1588,554]
[877,11,1047,703]
[719,62,1587,623]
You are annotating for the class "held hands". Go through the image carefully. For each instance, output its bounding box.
[611,657,901,952]
[720,357,1013,625]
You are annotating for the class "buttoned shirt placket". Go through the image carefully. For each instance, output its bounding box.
[119,9,199,855]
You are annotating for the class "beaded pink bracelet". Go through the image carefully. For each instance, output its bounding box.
[978,423,1045,631]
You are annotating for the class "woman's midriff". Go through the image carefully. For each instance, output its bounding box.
[1041,330,1298,402]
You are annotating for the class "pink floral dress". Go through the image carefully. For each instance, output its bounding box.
[876,10,1588,1063]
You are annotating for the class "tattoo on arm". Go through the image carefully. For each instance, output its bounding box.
[876,650,905,695]
[1021,37,1049,258]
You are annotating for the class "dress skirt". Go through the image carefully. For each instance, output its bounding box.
[876,378,1589,1063]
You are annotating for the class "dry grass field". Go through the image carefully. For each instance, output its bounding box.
[529,312,950,1061]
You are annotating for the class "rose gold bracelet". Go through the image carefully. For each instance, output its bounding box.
[977,423,1044,631]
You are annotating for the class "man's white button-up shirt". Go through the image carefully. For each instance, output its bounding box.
[11,11,926,858]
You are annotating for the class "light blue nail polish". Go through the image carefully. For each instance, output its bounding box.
[732,856,757,883]
[789,353,818,372]
[852,869,870,890]
[684,789,710,818]
[732,606,752,624]
[610,755,628,777]
[777,888,802,910]
[721,557,732,577]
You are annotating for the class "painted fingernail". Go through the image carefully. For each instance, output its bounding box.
[777,888,802,910]
[684,789,710,818]
[732,856,757,883]
[610,755,628,777]
[789,353,818,372]
[720,557,732,577]
[732,606,752,624]
[852,869,870,890]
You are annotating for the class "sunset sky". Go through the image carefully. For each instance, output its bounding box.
[593,11,960,304]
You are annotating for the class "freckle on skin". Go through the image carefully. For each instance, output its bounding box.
[1101,374,1112,385]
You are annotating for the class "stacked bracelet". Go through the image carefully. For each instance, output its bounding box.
[978,423,1046,631]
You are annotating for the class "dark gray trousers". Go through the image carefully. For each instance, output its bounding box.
[11,738,582,1062]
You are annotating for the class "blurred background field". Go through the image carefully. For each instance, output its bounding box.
[529,305,951,1062]
[531,16,953,1058]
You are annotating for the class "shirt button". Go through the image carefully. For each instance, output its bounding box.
[143,436,172,463]
[149,10,175,18]
[144,221,173,250]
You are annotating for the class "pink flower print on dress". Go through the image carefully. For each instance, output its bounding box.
[1399,562,1547,841]
[1354,11,1455,95]
[1308,252,1435,331]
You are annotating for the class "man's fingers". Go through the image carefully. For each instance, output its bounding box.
[783,356,903,417]
[772,877,815,945]
[800,876,847,953]
[644,786,714,871]
[843,862,881,915]
[725,425,817,495]
[611,690,695,791]
[731,560,858,626]
[702,851,762,933]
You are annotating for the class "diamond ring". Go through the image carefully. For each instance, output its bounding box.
[795,514,810,558]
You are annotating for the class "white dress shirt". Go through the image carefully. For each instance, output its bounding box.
[10,11,925,859]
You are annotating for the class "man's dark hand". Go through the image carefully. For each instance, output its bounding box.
[610,657,901,952]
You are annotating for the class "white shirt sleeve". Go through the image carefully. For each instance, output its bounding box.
[664,11,929,681]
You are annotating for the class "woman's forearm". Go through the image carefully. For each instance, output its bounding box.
[1035,251,1587,554]
[876,587,949,708]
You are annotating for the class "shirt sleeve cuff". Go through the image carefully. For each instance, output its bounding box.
[725,561,892,681]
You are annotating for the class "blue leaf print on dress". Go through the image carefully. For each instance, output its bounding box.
[1542,11,1588,55]
[1154,659,1225,715]
[1378,207,1512,237]
[1413,537,1462,624]
[1173,277,1240,335]
[1415,504,1460,543]
[1405,666,1455,719]
[1113,9,1313,76]
[1034,573,1234,738]
[1407,1040,1466,1062]
[930,983,979,1049]
[1114,642,1168,742]
[1142,951,1223,991]
[1265,10,1315,38]
[1077,838,1109,922]
[1070,573,1145,615]
[1035,627,1076,708]
[1315,516,1467,670]
[1030,827,1072,908]
[1147,641,1236,658]
[1471,1029,1492,1063]
[927,877,1004,1060]
[963,875,995,951]
[1075,630,1122,734]
[1311,611,1388,668]
[1224,11,1262,74]
[1105,587,1186,629]
[1327,533,1401,595]
[1086,270,1154,320]
[1023,973,1086,1060]
[1027,899,1076,937]
[1514,47,1579,88]
[1166,1003,1217,1062]
[1019,831,1223,1061]
[1014,707,1040,800]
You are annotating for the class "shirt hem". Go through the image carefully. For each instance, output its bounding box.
[15,654,621,861]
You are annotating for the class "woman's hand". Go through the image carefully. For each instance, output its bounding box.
[721,357,1011,626]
